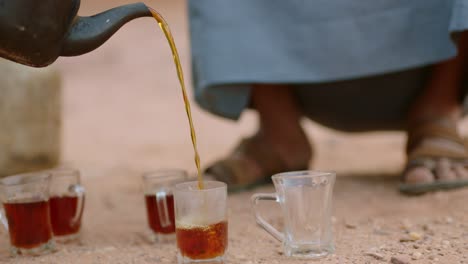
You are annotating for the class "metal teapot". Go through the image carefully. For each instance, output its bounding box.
[0,0,152,67]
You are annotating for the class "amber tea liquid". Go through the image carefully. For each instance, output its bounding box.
[4,200,53,249]
[145,193,176,234]
[176,221,228,260]
[149,8,204,189]
[49,195,84,236]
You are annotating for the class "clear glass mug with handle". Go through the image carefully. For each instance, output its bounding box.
[48,168,86,242]
[142,169,189,242]
[0,171,55,256]
[251,170,335,259]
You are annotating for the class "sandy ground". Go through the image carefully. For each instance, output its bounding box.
[1,0,467,263]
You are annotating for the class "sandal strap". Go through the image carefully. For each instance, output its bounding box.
[405,157,437,172]
[408,144,468,161]
[233,135,289,176]
[406,120,464,154]
[209,158,263,185]
[404,119,468,183]
[207,135,309,187]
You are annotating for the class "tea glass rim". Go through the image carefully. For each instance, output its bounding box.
[174,180,226,193]
[46,168,81,179]
[142,169,188,181]
[271,170,336,181]
[0,171,51,187]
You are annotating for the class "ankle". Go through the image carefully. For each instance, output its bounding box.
[256,128,312,168]
[407,108,461,128]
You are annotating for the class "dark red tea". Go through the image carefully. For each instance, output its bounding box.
[145,194,175,234]
[49,195,84,236]
[176,221,228,259]
[4,200,53,249]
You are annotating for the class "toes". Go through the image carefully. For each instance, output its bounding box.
[435,158,456,181]
[419,159,468,181]
[405,167,435,184]
[453,164,468,179]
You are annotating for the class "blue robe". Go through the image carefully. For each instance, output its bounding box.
[188,0,468,130]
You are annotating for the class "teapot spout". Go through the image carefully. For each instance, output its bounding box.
[61,2,151,56]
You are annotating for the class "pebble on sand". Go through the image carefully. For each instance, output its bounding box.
[364,251,384,260]
[441,240,450,247]
[391,256,410,264]
[400,231,423,242]
[411,251,422,260]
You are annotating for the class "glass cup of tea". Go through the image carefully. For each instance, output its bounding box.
[142,169,189,242]
[174,181,228,264]
[49,168,85,242]
[251,170,335,259]
[0,171,55,256]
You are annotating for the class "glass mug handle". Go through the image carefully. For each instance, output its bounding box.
[251,193,284,242]
[69,184,85,225]
[0,208,8,231]
[156,190,171,228]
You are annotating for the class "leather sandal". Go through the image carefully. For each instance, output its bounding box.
[205,134,310,193]
[400,120,468,194]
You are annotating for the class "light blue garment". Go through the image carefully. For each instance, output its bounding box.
[188,0,468,121]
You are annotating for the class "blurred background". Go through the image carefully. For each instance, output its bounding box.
[0,0,411,179]
[1,1,468,263]
[51,0,408,177]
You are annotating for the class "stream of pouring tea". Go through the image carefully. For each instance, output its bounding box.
[149,8,204,189]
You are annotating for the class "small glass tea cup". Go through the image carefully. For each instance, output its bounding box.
[174,180,228,264]
[251,170,335,259]
[48,168,85,242]
[142,169,188,242]
[0,171,55,256]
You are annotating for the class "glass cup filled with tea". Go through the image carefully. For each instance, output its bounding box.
[251,170,336,259]
[48,168,85,242]
[142,169,189,242]
[0,171,55,256]
[174,181,228,264]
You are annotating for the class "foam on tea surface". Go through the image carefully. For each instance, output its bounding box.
[176,215,225,229]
